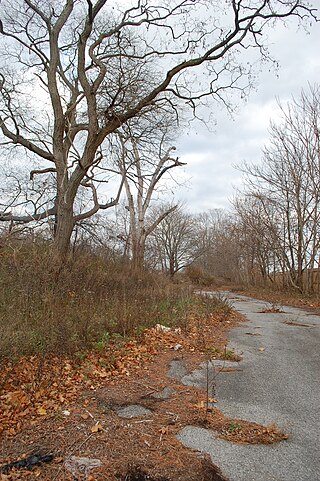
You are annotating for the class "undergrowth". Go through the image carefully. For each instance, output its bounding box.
[0,240,194,363]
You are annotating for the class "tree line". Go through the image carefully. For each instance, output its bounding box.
[233,85,320,294]
[0,1,316,255]
[0,1,319,295]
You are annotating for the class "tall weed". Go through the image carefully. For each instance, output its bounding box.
[0,239,192,362]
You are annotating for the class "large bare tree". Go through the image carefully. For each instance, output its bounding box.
[0,0,316,258]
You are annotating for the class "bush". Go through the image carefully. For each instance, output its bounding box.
[185,264,216,286]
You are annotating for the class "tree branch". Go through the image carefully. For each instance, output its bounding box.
[0,118,55,162]
[0,205,56,223]
[30,168,57,180]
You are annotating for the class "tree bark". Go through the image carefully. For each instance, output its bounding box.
[52,200,75,261]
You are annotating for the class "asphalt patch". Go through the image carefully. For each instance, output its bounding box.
[168,359,188,380]
[116,405,153,418]
[151,387,175,400]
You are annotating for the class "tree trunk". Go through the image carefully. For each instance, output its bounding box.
[131,235,146,273]
[169,253,176,277]
[52,200,75,261]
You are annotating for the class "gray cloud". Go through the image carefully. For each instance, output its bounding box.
[174,7,320,213]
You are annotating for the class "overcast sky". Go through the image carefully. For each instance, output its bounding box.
[174,6,320,214]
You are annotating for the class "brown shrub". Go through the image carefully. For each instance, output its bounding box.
[185,264,216,286]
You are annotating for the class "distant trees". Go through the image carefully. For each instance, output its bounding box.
[147,205,201,277]
[234,86,320,293]
[195,209,239,282]
[144,85,320,291]
[232,195,280,285]
[0,1,316,259]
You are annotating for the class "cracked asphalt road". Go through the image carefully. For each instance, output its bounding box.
[178,292,320,481]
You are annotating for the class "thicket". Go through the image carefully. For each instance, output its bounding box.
[0,238,194,363]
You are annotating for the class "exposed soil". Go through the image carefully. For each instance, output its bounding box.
[0,306,288,481]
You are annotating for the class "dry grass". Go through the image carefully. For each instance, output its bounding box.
[0,239,193,362]
[0,239,289,481]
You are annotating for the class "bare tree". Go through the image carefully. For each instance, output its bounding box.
[114,118,185,271]
[148,205,201,276]
[196,209,241,283]
[237,85,320,293]
[0,1,316,258]
[232,195,281,285]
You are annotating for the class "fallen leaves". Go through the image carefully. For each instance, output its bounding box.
[208,397,217,403]
[0,301,241,441]
[219,421,289,444]
[195,398,217,409]
[219,367,242,372]
[91,422,103,433]
[36,407,47,416]
[0,302,289,481]
[0,341,155,437]
[283,320,314,328]
[159,426,169,435]
[193,411,288,445]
